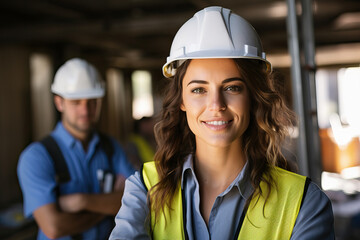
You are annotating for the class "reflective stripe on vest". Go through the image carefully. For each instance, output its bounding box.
[142,161,306,240]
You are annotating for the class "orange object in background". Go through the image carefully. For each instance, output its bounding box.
[319,128,360,173]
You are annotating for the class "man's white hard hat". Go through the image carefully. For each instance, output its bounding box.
[51,58,105,99]
[162,6,271,78]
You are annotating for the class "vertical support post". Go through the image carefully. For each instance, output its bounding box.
[286,0,309,177]
[286,0,323,185]
[301,0,323,184]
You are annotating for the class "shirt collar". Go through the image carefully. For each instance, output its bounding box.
[52,121,100,150]
[181,154,254,200]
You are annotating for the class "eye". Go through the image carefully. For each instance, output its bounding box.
[69,100,81,105]
[224,85,243,92]
[191,87,206,94]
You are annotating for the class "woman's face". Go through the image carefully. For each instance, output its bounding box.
[181,58,250,148]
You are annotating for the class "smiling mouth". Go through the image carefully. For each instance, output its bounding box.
[204,120,231,126]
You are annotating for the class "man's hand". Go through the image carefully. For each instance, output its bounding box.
[58,174,126,216]
[59,193,87,213]
[33,203,104,239]
[114,174,126,192]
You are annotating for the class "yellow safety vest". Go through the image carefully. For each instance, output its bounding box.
[142,161,307,240]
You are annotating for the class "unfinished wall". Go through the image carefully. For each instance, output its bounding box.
[0,46,31,208]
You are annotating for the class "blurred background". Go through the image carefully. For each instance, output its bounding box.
[0,0,360,239]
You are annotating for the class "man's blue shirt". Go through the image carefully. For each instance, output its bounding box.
[17,122,135,240]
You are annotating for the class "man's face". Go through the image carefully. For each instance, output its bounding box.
[54,96,102,137]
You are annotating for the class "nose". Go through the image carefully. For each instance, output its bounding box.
[208,90,227,111]
[78,100,92,114]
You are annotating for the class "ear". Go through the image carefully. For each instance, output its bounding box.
[180,102,186,111]
[54,95,64,112]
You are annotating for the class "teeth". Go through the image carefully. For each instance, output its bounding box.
[206,121,228,125]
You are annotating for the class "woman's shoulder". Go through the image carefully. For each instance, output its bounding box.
[270,167,330,201]
[269,167,308,190]
[304,180,331,204]
[271,168,335,239]
[291,180,335,239]
[272,166,306,180]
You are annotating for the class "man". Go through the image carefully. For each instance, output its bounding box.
[17,58,135,240]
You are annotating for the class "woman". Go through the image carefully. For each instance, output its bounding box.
[110,6,334,240]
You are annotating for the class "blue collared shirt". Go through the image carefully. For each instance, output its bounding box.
[17,122,135,240]
[110,155,335,240]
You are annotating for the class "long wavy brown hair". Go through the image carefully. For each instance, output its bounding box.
[149,58,296,221]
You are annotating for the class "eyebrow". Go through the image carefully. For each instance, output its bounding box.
[222,77,244,83]
[187,77,244,86]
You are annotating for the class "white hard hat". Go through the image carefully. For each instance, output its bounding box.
[51,58,105,99]
[162,6,271,78]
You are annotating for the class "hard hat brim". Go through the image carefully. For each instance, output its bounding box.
[163,56,272,78]
[52,87,105,100]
